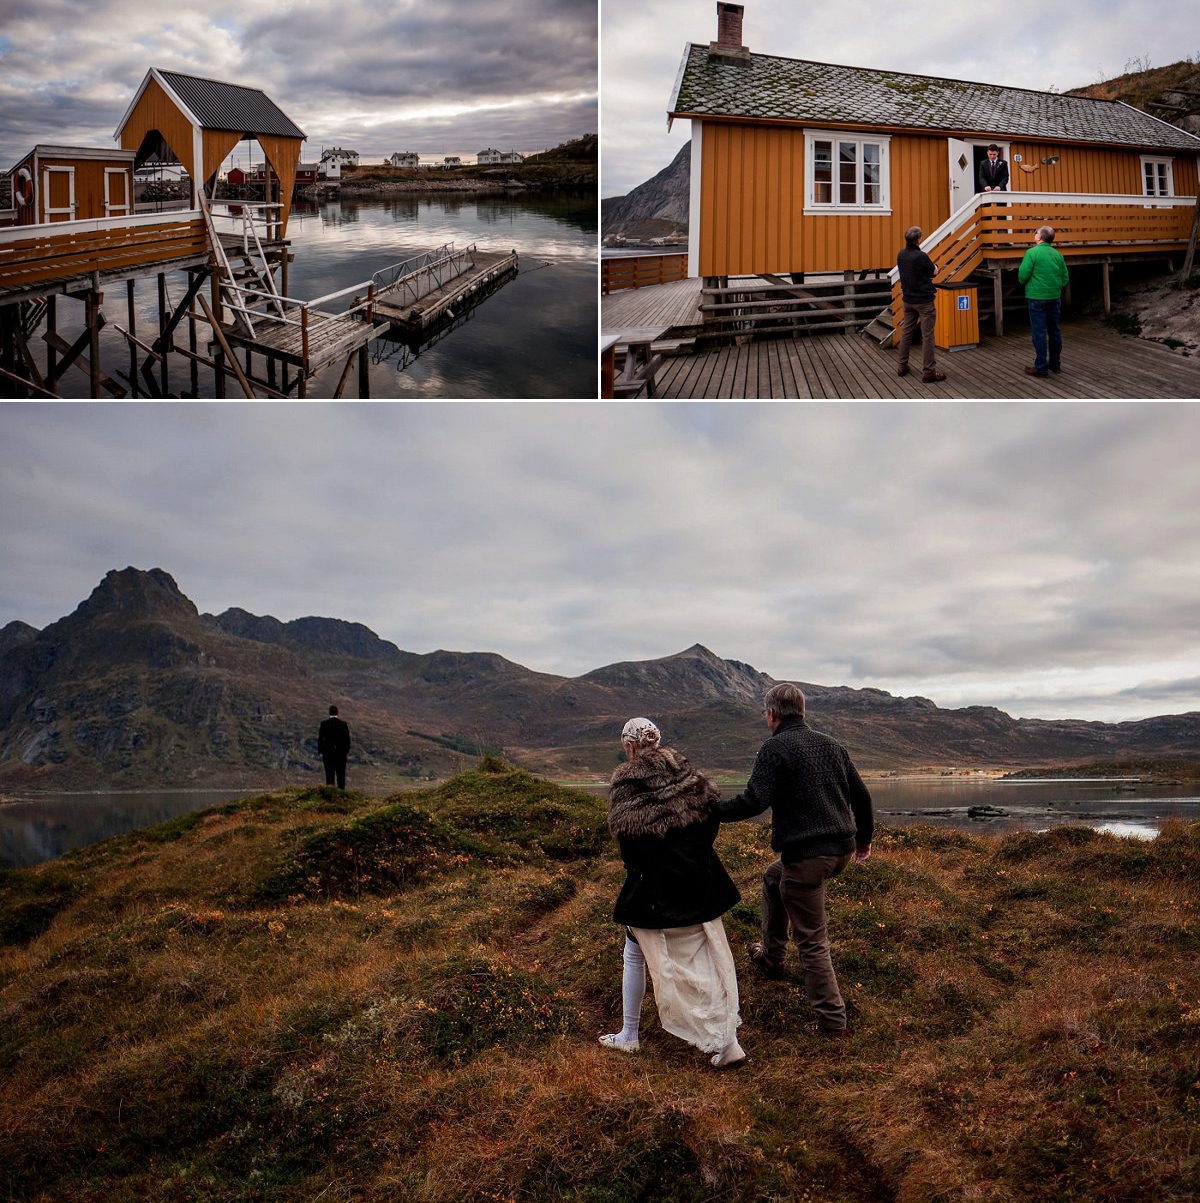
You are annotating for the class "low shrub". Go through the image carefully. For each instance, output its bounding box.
[0,867,86,945]
[416,955,574,1065]
[1104,310,1143,336]
[254,801,454,901]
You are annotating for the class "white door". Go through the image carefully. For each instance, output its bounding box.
[948,139,974,213]
[42,166,76,222]
[104,168,131,217]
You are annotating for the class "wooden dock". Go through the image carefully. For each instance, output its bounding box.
[373,247,518,334]
[600,275,704,350]
[649,317,1200,399]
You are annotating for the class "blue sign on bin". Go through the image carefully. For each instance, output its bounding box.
[957,295,970,311]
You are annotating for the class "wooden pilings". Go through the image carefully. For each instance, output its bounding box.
[1,246,385,399]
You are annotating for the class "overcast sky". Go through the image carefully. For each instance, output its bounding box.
[0,0,596,169]
[3,401,1200,725]
[602,0,1200,197]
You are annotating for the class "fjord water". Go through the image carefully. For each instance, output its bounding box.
[6,778,1199,870]
[284,191,597,397]
[56,190,597,399]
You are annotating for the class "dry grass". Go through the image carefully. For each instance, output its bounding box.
[1,770,1198,1202]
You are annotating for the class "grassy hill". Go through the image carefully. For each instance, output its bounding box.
[525,134,598,163]
[1066,59,1200,111]
[3,762,1198,1201]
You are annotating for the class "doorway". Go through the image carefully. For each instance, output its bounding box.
[947,138,1011,211]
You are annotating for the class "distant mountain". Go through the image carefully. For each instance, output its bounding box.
[2,568,1199,790]
[602,141,690,235]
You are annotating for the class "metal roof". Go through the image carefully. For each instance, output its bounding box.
[157,70,306,139]
[670,44,1200,152]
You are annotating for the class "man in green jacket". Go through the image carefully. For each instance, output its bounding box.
[1018,225,1070,377]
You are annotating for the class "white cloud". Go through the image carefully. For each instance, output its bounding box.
[3,401,1200,723]
[601,0,1200,196]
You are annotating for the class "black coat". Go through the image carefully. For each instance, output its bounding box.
[318,716,351,759]
[608,747,740,929]
[978,157,1009,191]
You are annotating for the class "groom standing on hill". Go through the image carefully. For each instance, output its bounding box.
[317,704,351,789]
[716,683,873,1038]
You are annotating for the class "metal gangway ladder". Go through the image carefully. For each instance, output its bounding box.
[372,243,477,309]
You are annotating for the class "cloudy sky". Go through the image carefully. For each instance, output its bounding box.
[3,401,1200,725]
[0,0,596,169]
[602,0,1200,197]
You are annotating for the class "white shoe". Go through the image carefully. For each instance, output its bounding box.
[598,1032,640,1052]
[711,1039,747,1069]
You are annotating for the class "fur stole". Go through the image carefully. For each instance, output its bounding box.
[608,747,721,839]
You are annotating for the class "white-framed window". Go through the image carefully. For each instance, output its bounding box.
[1140,156,1174,197]
[804,130,891,215]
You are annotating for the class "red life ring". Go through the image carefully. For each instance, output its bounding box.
[16,167,33,206]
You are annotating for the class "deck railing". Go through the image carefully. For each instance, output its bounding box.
[602,252,688,295]
[0,210,208,295]
[887,191,1197,330]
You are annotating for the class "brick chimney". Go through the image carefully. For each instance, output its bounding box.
[709,2,750,65]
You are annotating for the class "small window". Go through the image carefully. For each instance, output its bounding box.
[1140,156,1173,197]
[805,131,891,214]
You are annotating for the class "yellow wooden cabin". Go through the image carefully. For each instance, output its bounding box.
[3,145,136,228]
[670,3,1200,332]
[114,68,307,238]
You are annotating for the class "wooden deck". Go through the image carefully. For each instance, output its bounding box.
[651,317,1200,399]
[600,276,704,344]
[221,311,386,374]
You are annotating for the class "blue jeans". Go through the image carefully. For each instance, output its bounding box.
[1028,298,1062,374]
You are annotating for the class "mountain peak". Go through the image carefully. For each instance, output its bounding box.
[72,567,199,623]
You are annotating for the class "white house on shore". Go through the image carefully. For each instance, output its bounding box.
[442,155,463,168]
[318,147,360,179]
[477,148,525,164]
[389,151,420,168]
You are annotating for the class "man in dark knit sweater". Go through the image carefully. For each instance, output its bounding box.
[717,683,873,1037]
[895,225,946,384]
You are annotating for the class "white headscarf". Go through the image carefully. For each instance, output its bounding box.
[621,717,661,748]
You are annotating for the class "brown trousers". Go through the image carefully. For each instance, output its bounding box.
[762,854,853,1030]
[896,300,937,375]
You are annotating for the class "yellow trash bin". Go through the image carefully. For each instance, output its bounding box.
[934,283,979,351]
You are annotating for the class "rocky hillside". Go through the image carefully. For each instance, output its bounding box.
[601,140,690,236]
[1067,59,1200,135]
[3,568,1200,791]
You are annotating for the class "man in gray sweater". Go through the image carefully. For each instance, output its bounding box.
[717,683,873,1037]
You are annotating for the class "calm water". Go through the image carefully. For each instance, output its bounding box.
[6,777,1197,870]
[49,190,597,399]
[868,778,1200,841]
[0,789,248,869]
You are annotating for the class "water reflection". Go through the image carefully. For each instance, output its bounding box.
[1089,821,1158,841]
[1,791,247,869]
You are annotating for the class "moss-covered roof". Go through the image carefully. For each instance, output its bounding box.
[669,44,1200,152]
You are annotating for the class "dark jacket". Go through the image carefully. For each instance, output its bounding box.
[717,716,873,861]
[978,157,1009,191]
[896,245,936,304]
[318,715,351,759]
[608,746,740,929]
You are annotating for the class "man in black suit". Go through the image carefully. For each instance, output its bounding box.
[317,704,351,789]
[979,144,1009,192]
